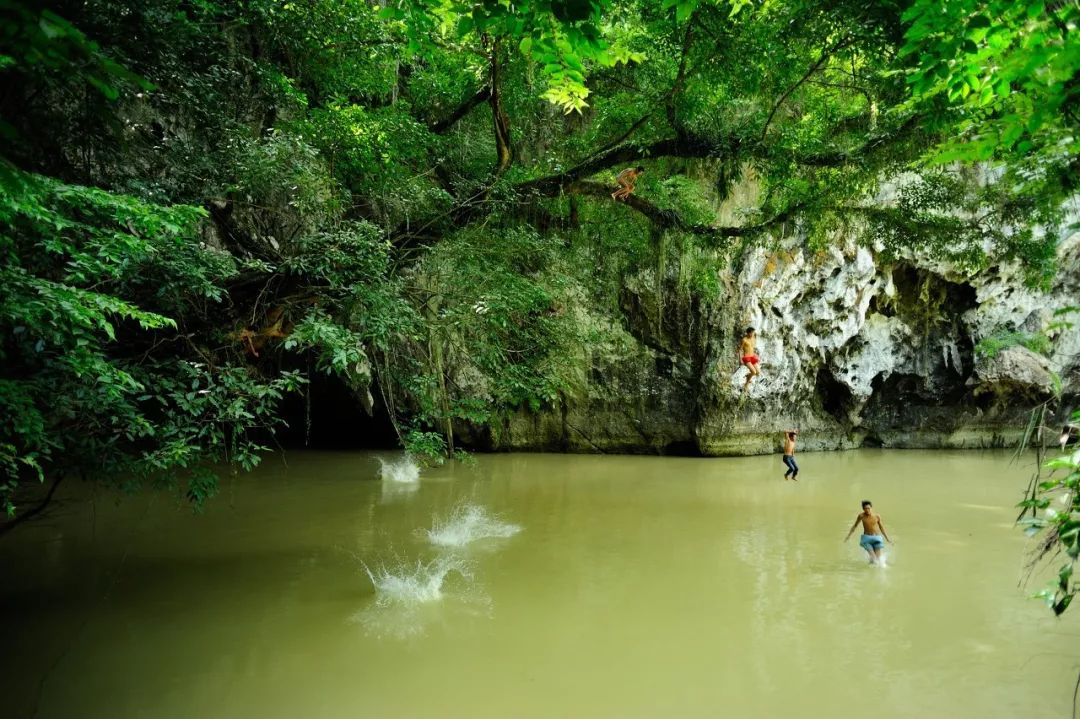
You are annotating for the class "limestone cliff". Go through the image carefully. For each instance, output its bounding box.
[467,220,1080,456]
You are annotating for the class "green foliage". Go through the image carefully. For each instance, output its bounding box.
[226,131,344,230]
[2,0,1076,505]
[381,0,644,112]
[0,0,153,111]
[285,311,369,379]
[974,331,1052,360]
[414,225,579,415]
[0,166,304,515]
[403,429,448,466]
[131,361,305,502]
[293,104,449,223]
[901,0,1079,198]
[248,0,396,104]
[1013,308,1080,616]
[283,222,423,355]
[1020,410,1080,616]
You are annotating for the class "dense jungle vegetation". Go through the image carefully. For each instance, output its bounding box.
[1,0,1077,537]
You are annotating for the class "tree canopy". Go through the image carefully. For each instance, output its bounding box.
[0,0,1076,520]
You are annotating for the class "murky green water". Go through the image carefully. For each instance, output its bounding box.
[2,450,1076,718]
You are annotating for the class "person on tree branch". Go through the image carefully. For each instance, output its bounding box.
[611,166,645,201]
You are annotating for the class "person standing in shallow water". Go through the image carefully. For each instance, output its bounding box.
[782,430,798,480]
[739,327,760,393]
[844,500,892,565]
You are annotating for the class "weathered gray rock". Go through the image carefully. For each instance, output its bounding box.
[467,222,1079,455]
[968,345,1055,397]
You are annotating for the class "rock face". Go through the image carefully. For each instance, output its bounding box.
[968,346,1056,397]
[472,224,1080,455]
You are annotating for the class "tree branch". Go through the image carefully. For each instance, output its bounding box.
[760,37,854,142]
[581,111,659,163]
[805,78,873,105]
[567,181,804,244]
[0,473,64,539]
[429,85,491,134]
[579,14,720,168]
[667,14,697,129]
[792,114,922,167]
[520,135,730,195]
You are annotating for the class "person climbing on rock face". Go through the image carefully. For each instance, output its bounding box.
[739,327,760,393]
[611,166,645,201]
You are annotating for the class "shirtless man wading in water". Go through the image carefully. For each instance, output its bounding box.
[844,500,892,565]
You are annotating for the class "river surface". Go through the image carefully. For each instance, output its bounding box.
[1,450,1076,718]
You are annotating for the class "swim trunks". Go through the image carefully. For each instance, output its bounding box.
[741,355,759,365]
[860,534,884,550]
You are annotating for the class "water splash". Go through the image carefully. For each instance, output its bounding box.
[378,455,420,484]
[354,556,484,639]
[425,503,521,548]
[364,556,471,605]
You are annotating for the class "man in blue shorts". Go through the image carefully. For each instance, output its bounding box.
[844,500,892,565]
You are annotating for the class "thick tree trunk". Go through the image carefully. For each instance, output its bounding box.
[489,38,513,175]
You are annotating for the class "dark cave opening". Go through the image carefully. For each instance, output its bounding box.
[890,264,979,320]
[275,371,399,450]
[815,366,855,425]
[661,439,701,456]
[866,294,894,318]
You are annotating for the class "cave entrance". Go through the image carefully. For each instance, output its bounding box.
[815,366,855,426]
[275,372,399,450]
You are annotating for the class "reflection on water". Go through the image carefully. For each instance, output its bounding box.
[1,449,1078,719]
[379,478,420,503]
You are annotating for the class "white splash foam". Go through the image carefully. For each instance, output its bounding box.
[378,455,420,484]
[364,556,471,605]
[425,504,521,548]
[351,563,491,640]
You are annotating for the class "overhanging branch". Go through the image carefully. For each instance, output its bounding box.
[567,181,805,244]
[760,37,855,142]
[793,115,922,167]
[429,85,491,134]
[520,135,728,195]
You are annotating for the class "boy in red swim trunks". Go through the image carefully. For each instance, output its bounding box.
[739,326,760,393]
